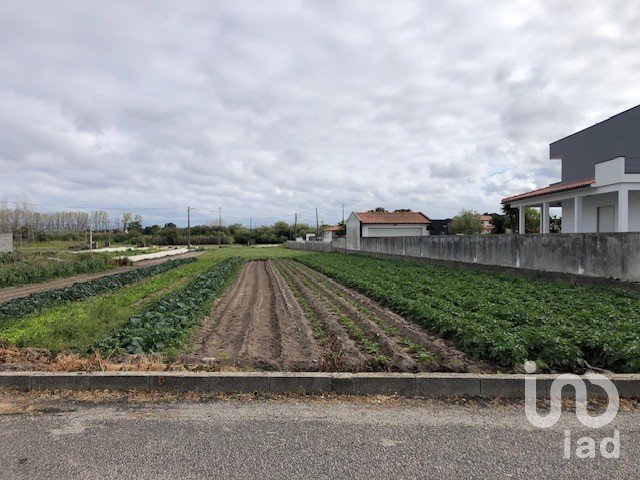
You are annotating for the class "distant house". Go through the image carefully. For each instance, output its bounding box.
[480,215,494,234]
[322,225,342,243]
[346,211,431,250]
[502,105,640,233]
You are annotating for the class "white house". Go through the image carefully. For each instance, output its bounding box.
[502,105,640,233]
[322,225,341,243]
[346,211,431,250]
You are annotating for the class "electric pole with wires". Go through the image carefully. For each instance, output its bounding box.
[187,206,191,249]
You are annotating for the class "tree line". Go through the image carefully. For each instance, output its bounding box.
[0,200,316,246]
[0,200,143,242]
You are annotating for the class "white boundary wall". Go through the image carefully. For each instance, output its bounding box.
[286,233,640,283]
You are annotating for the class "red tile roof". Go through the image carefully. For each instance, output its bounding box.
[501,178,595,204]
[323,226,342,232]
[354,211,431,224]
[480,215,492,222]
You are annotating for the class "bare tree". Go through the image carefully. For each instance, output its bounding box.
[122,212,133,232]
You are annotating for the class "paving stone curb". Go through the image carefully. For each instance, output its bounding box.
[1,372,639,398]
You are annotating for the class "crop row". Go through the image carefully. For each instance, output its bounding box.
[295,253,640,372]
[0,252,114,288]
[0,257,197,322]
[94,256,244,354]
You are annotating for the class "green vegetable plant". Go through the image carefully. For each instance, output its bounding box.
[94,257,244,354]
[0,257,197,322]
[295,252,640,372]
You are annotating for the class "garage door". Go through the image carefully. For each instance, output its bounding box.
[367,227,423,237]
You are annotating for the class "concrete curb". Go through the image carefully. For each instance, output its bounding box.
[2,372,640,398]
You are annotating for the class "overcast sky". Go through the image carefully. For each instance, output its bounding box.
[1,1,639,227]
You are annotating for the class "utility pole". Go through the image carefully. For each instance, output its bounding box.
[89,224,93,249]
[341,203,346,224]
[315,207,319,239]
[294,213,297,240]
[218,207,222,247]
[187,206,191,249]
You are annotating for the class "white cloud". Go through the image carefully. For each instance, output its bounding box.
[1,0,639,225]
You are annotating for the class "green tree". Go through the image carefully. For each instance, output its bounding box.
[449,209,483,235]
[501,204,518,233]
[368,207,387,212]
[525,207,540,233]
[490,213,506,234]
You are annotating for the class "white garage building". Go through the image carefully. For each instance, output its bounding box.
[346,211,431,250]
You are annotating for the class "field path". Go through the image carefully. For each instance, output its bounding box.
[0,251,203,303]
[191,260,322,371]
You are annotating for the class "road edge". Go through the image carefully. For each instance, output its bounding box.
[2,371,640,398]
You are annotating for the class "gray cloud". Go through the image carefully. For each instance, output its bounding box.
[1,0,639,226]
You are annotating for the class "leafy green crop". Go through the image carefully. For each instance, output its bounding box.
[94,256,244,354]
[0,257,196,322]
[295,253,640,372]
[0,251,114,288]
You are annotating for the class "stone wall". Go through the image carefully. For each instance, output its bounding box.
[284,241,334,253]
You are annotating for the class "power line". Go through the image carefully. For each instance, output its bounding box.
[1,200,333,227]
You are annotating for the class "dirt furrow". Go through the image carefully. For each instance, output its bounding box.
[264,260,323,370]
[289,260,494,373]
[284,260,419,372]
[191,260,258,359]
[235,263,281,369]
[275,261,371,371]
[190,260,322,371]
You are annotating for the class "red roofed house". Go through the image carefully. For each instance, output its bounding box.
[480,215,494,234]
[346,211,431,250]
[502,105,640,233]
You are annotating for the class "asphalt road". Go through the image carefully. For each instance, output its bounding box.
[0,394,638,479]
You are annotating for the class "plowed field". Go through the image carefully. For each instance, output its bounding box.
[189,260,493,373]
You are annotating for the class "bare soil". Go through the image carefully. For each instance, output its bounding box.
[186,259,494,373]
[0,251,203,303]
[186,260,322,371]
